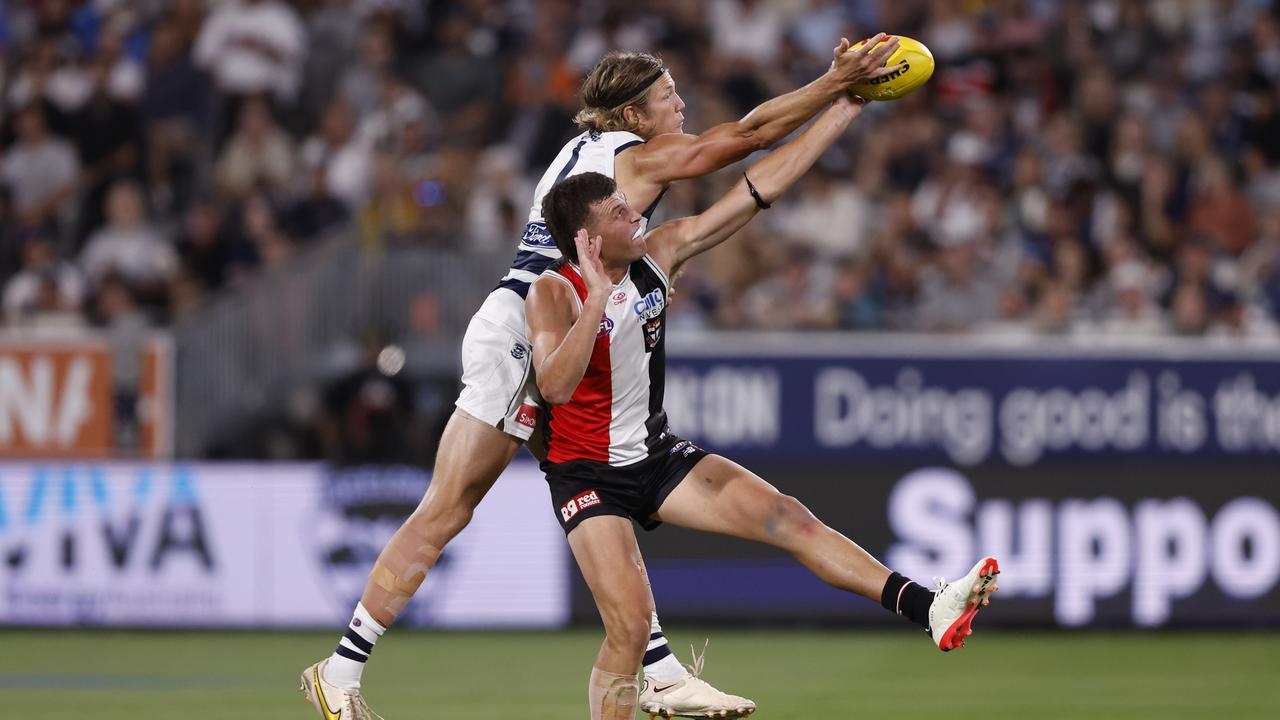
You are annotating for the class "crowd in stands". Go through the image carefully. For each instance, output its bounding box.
[2,0,1280,345]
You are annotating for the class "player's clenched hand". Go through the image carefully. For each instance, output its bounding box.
[574,228,613,303]
[830,33,904,86]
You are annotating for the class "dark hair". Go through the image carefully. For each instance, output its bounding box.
[541,172,617,263]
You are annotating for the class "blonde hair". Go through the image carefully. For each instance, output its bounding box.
[574,51,666,134]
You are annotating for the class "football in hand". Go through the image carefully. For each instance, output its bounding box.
[849,35,935,101]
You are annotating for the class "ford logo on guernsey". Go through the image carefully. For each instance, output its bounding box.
[521,222,555,248]
[633,288,665,321]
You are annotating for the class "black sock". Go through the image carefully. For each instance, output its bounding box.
[879,572,934,629]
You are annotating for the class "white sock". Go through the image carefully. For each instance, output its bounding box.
[642,612,690,684]
[323,603,386,689]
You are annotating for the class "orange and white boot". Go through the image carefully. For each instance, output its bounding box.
[928,556,1000,652]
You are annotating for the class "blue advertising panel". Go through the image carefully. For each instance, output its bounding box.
[664,339,1280,466]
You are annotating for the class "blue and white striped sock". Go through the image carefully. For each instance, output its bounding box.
[324,603,386,689]
[642,613,690,684]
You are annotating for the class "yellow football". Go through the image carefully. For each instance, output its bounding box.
[848,35,935,101]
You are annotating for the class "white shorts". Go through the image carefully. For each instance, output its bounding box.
[455,314,542,441]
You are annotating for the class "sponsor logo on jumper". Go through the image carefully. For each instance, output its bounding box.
[510,342,528,360]
[633,289,666,321]
[560,490,602,522]
[597,316,615,338]
[520,222,555,248]
[612,291,627,305]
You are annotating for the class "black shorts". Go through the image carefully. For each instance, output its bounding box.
[543,434,708,534]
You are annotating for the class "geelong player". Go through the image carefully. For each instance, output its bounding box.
[300,37,905,720]
[526,95,1000,720]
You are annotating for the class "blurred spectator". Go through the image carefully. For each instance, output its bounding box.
[411,11,502,147]
[771,166,870,261]
[214,95,296,201]
[142,15,209,213]
[358,151,424,249]
[283,164,351,242]
[1188,158,1257,257]
[1,105,80,236]
[1170,281,1210,336]
[317,330,415,466]
[464,146,533,251]
[915,237,1002,333]
[2,233,86,328]
[194,0,305,103]
[72,54,143,247]
[6,36,90,119]
[566,5,653,74]
[831,257,880,331]
[176,199,229,293]
[1096,260,1169,337]
[79,180,177,306]
[92,274,151,451]
[224,192,295,280]
[337,19,397,120]
[707,0,788,68]
[93,18,145,104]
[739,246,834,330]
[505,13,580,171]
[297,98,370,209]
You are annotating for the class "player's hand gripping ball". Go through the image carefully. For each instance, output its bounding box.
[849,36,935,101]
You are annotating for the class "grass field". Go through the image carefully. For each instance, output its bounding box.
[3,628,1277,719]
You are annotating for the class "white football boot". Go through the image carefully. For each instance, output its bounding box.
[299,659,385,720]
[928,556,1000,652]
[639,642,756,719]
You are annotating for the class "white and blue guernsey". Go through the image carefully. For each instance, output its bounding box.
[473,129,668,338]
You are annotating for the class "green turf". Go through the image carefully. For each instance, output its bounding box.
[2,628,1277,719]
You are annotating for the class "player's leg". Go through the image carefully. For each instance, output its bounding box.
[299,412,521,719]
[631,545,756,718]
[656,454,999,651]
[568,515,652,720]
[301,317,536,716]
[360,409,521,624]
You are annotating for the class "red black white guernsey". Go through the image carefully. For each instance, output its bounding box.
[542,255,671,466]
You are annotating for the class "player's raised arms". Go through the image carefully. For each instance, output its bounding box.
[645,96,864,278]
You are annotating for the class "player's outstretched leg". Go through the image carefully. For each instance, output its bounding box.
[299,410,521,711]
[656,453,1000,653]
[300,658,385,720]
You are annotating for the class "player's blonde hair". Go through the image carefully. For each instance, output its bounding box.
[575,51,666,134]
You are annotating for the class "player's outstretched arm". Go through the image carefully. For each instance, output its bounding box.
[625,34,899,186]
[527,230,614,405]
[647,97,863,276]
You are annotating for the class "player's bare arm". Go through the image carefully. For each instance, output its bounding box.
[619,34,901,189]
[527,230,614,405]
[616,33,900,200]
[646,96,864,278]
